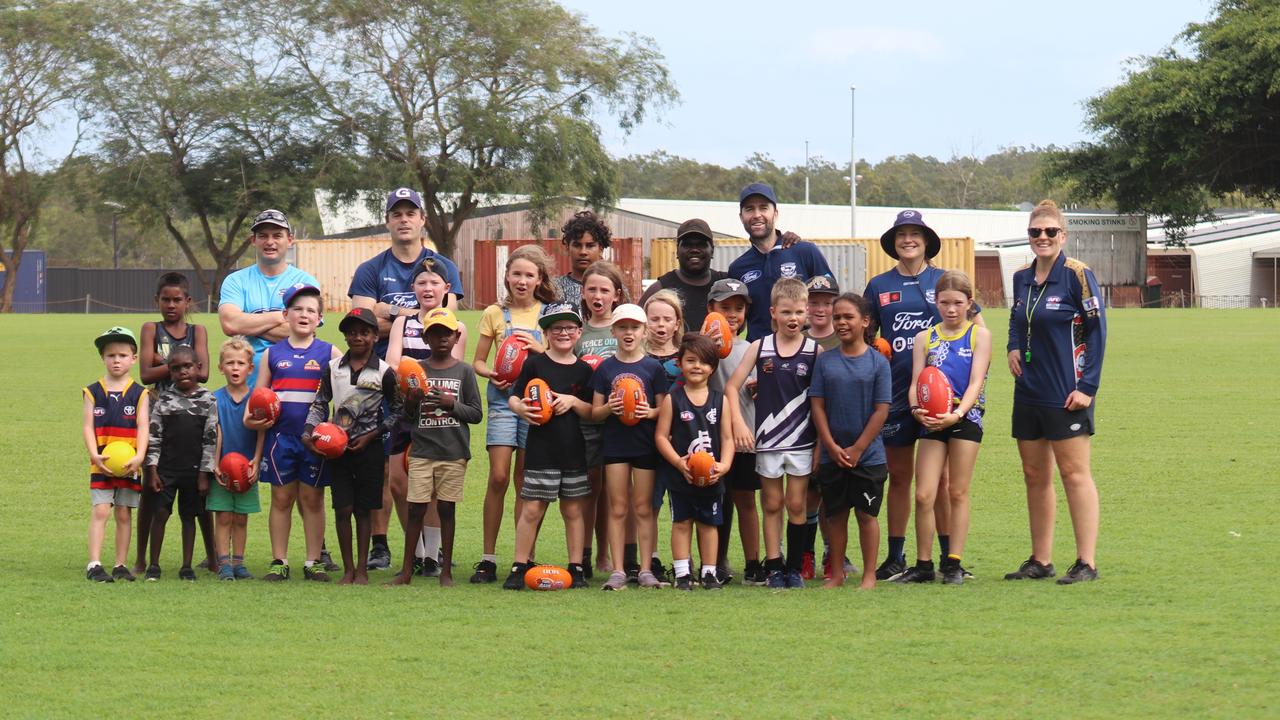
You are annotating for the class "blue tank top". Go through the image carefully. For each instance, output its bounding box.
[265,338,333,436]
[925,322,986,426]
[753,335,818,451]
[214,387,256,458]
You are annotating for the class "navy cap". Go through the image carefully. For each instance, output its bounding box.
[385,187,425,213]
[879,209,941,259]
[738,182,778,208]
[282,283,321,309]
[338,307,378,333]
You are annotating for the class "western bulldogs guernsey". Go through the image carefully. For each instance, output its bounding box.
[925,322,986,427]
[662,386,725,497]
[265,338,333,436]
[754,335,818,451]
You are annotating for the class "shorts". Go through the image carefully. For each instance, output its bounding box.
[327,443,386,512]
[755,448,814,479]
[485,382,528,449]
[385,425,410,456]
[407,456,466,503]
[880,408,921,447]
[1012,402,1095,441]
[520,467,591,502]
[670,491,723,525]
[652,473,666,509]
[90,487,141,508]
[816,462,889,518]
[205,479,261,514]
[603,455,657,471]
[159,473,205,518]
[921,416,985,444]
[261,433,325,488]
[724,452,760,492]
[581,423,603,468]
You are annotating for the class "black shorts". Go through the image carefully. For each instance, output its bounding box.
[815,463,888,518]
[881,408,921,448]
[159,473,205,518]
[1012,402,1095,441]
[386,426,411,456]
[328,443,386,512]
[724,452,760,492]
[603,455,657,471]
[921,416,985,444]
[669,490,723,525]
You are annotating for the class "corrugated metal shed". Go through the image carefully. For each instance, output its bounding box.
[1190,232,1280,307]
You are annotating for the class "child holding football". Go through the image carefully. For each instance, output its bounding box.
[809,293,892,589]
[82,327,149,582]
[590,303,670,590]
[390,308,483,586]
[209,337,262,580]
[504,303,596,589]
[656,334,734,591]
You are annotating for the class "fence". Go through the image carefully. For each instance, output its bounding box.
[43,268,216,313]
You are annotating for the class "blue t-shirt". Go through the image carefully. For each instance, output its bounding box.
[219,264,320,358]
[348,247,465,358]
[214,387,256,459]
[726,235,832,341]
[809,346,891,467]
[589,355,670,458]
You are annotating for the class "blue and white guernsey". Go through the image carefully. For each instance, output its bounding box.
[753,334,818,451]
[924,322,986,428]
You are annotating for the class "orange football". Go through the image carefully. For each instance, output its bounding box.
[219,452,255,493]
[311,422,348,459]
[397,357,428,395]
[612,376,645,426]
[524,564,573,590]
[688,451,716,487]
[873,337,892,359]
[248,387,281,424]
[493,335,529,385]
[701,311,734,358]
[523,378,555,425]
[917,366,955,419]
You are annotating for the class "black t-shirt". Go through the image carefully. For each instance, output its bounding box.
[651,269,727,332]
[513,352,594,471]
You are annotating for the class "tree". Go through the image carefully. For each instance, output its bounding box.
[0,1,87,312]
[84,0,324,300]
[269,0,676,257]
[1048,0,1280,243]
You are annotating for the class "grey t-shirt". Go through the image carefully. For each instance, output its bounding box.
[574,322,617,360]
[711,337,755,431]
[808,346,892,466]
[405,360,483,461]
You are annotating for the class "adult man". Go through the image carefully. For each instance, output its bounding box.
[638,218,726,331]
[555,210,610,310]
[727,183,833,341]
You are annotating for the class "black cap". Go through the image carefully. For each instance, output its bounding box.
[339,307,378,333]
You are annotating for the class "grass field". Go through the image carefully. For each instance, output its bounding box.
[1,309,1277,718]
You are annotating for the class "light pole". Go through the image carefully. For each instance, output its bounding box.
[804,139,810,205]
[849,84,857,239]
[103,201,126,269]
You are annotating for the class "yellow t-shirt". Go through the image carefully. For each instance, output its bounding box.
[478,302,544,340]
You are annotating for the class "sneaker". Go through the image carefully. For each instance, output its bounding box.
[624,562,641,584]
[800,552,816,580]
[650,557,673,586]
[303,564,331,582]
[218,564,236,581]
[893,565,935,584]
[420,556,441,578]
[569,565,588,589]
[111,565,135,582]
[144,564,162,582]
[844,557,860,575]
[961,566,974,579]
[941,564,965,585]
[233,565,254,580]
[765,569,787,589]
[178,566,197,582]
[411,556,425,576]
[675,574,694,591]
[261,562,289,582]
[785,569,806,589]
[701,572,723,591]
[319,548,340,572]
[1056,559,1098,585]
[196,557,210,570]
[601,570,628,591]
[365,545,389,571]
[1004,556,1056,580]
[743,560,768,586]
[469,560,498,584]
[636,570,663,589]
[874,557,907,581]
[716,564,734,586]
[87,564,113,583]
[582,549,594,580]
[502,564,527,590]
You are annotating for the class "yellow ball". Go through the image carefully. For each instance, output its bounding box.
[101,441,135,478]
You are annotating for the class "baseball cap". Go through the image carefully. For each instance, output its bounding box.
[338,307,378,333]
[738,182,778,208]
[94,326,138,353]
[805,274,840,296]
[880,209,941,259]
[707,278,751,304]
[385,187,425,214]
[250,209,291,233]
[676,218,713,245]
[422,307,459,332]
[538,302,582,329]
[283,283,321,309]
[610,303,646,325]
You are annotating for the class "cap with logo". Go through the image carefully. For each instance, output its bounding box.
[707,278,752,304]
[538,302,582,329]
[250,209,291,233]
[676,218,714,245]
[422,307,459,332]
[338,307,378,333]
[283,283,321,309]
[805,274,839,296]
[95,326,138,353]
[738,182,779,208]
[879,209,941,260]
[610,303,647,325]
[385,187,425,213]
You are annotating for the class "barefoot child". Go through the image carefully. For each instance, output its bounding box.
[209,337,262,580]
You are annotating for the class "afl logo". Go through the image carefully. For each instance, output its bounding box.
[919,386,932,404]
[741,270,762,283]
[93,407,106,417]
[680,410,694,422]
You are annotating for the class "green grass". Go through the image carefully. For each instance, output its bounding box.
[0,309,1277,718]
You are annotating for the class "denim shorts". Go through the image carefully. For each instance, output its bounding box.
[485,382,528,449]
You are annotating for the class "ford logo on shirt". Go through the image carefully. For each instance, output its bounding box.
[741,270,762,283]
[892,311,932,332]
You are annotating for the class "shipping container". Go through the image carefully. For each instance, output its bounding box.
[0,250,46,312]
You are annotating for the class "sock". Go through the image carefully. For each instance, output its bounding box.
[765,556,784,573]
[372,534,388,550]
[673,558,691,577]
[804,519,819,554]
[939,534,951,558]
[87,561,101,571]
[218,554,231,566]
[624,543,638,569]
[422,527,442,560]
[702,565,717,578]
[583,546,592,562]
[415,533,427,559]
[943,554,962,570]
[270,558,284,566]
[510,561,528,573]
[304,560,315,568]
[785,523,805,571]
[232,554,244,567]
[916,559,934,571]
[888,536,906,564]
[568,563,584,574]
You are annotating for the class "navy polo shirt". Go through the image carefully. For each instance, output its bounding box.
[727,232,832,341]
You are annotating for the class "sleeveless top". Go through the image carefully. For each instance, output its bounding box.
[85,379,146,490]
[266,338,334,436]
[754,335,818,451]
[924,322,986,427]
[661,386,725,497]
[152,323,195,395]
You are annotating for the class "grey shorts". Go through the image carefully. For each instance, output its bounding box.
[520,467,591,502]
[91,487,141,508]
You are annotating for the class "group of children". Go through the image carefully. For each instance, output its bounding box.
[82,248,991,592]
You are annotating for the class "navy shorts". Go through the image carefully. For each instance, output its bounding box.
[670,490,723,525]
[724,452,760,492]
[880,408,922,448]
[603,455,657,471]
[261,432,326,488]
[1012,402,1095,441]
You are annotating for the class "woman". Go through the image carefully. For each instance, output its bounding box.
[1006,200,1105,585]
[865,210,983,580]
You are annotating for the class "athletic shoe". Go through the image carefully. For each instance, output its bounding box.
[941,564,965,585]
[502,564,526,590]
[893,565,935,584]
[743,560,768,586]
[636,570,663,589]
[800,552,816,580]
[178,566,197,582]
[420,556,442,578]
[366,545,390,571]
[87,565,113,583]
[144,564,162,582]
[569,565,588,589]
[844,557,859,575]
[261,562,289,582]
[469,560,497,584]
[319,548,340,572]
[716,564,734,586]
[1004,556,1056,580]
[822,553,833,580]
[217,564,236,581]
[874,557,907,581]
[196,557,210,570]
[624,562,640,585]
[602,570,628,591]
[701,572,723,591]
[785,569,805,589]
[233,565,254,580]
[650,557,673,585]
[582,549,594,580]
[765,570,787,589]
[675,574,694,591]
[411,557,425,576]
[303,564,330,582]
[961,566,974,579]
[1056,559,1098,585]
[111,565,135,582]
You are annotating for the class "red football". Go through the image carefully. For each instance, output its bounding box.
[612,376,645,426]
[917,366,954,418]
[688,451,716,487]
[493,335,528,385]
[874,337,893,359]
[701,311,734,358]
[248,387,281,424]
[524,565,573,591]
[397,357,428,395]
[219,452,255,493]
[581,354,604,370]
[311,422,348,459]
[523,378,555,425]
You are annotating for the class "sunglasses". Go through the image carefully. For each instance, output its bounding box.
[1027,227,1062,239]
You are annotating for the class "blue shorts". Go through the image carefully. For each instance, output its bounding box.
[261,432,326,488]
[670,491,723,526]
[485,382,528,449]
[652,473,666,509]
[880,407,921,448]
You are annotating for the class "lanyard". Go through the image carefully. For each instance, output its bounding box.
[1024,281,1048,364]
